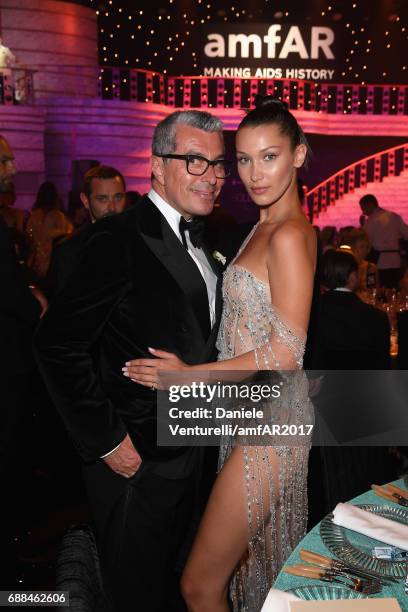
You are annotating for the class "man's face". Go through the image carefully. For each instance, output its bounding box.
[152,124,225,219]
[0,137,16,193]
[80,176,126,221]
[360,201,374,217]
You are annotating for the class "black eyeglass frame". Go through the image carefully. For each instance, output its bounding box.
[156,153,231,178]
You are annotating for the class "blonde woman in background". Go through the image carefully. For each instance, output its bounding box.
[346,228,379,289]
[320,225,339,254]
[27,181,73,280]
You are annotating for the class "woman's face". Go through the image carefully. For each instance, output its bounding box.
[235,123,306,208]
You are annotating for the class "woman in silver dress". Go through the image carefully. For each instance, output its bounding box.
[125,97,316,611]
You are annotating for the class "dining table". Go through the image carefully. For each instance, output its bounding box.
[273,478,408,610]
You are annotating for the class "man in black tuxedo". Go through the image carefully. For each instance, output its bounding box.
[0,135,46,575]
[46,165,127,298]
[313,248,390,369]
[34,110,227,611]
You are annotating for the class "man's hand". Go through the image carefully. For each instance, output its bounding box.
[103,433,142,478]
[30,286,48,318]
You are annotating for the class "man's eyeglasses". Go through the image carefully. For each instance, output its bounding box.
[157,154,231,179]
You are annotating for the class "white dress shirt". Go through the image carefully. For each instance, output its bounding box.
[148,188,217,327]
[365,207,408,270]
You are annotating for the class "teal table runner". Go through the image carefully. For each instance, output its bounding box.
[274,479,408,610]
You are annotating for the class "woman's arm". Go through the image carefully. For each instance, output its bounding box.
[267,222,315,333]
[124,222,316,385]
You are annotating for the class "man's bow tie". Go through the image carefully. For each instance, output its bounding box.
[179,216,205,249]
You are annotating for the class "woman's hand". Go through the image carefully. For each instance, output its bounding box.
[122,348,189,389]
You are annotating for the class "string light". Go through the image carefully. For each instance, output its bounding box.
[95,0,406,88]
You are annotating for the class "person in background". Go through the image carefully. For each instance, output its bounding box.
[346,228,379,289]
[311,248,393,517]
[46,165,127,298]
[359,193,408,289]
[68,190,90,230]
[125,190,141,207]
[314,249,389,369]
[0,183,28,259]
[0,135,46,579]
[26,181,73,280]
[0,183,25,233]
[397,308,408,369]
[320,225,339,254]
[338,225,355,246]
[0,36,16,71]
[399,266,408,297]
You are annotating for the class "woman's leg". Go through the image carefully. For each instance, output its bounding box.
[181,446,249,612]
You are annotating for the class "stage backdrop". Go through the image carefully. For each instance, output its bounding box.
[220,132,408,224]
[201,22,342,82]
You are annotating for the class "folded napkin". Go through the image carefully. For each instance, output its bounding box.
[261,588,301,612]
[332,502,408,551]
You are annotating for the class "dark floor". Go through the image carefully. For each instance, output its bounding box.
[1,374,91,593]
[1,372,405,599]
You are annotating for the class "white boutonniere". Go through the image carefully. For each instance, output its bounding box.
[212,250,226,266]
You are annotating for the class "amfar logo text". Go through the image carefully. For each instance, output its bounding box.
[204,25,335,60]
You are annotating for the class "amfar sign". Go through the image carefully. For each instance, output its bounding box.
[201,24,341,81]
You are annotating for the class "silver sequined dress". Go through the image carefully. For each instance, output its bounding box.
[216,225,314,611]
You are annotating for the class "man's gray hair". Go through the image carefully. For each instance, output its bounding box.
[152,110,224,156]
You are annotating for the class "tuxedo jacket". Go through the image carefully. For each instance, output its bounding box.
[45,223,94,299]
[312,289,390,369]
[0,217,40,375]
[34,196,222,470]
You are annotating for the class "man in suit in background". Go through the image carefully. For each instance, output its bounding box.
[360,194,408,289]
[309,248,393,519]
[314,248,390,369]
[0,135,46,578]
[34,110,227,611]
[46,165,127,298]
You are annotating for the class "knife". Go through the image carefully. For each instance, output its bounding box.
[372,484,408,507]
[386,483,408,501]
[284,564,381,594]
[299,548,398,584]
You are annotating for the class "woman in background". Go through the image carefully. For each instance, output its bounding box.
[26,181,73,279]
[320,225,339,254]
[346,228,379,289]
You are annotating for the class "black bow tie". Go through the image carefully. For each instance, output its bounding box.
[179,216,205,249]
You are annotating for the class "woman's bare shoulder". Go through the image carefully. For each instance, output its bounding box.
[268,217,314,248]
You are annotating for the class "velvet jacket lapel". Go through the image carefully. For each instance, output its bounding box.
[201,241,223,353]
[138,197,212,341]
